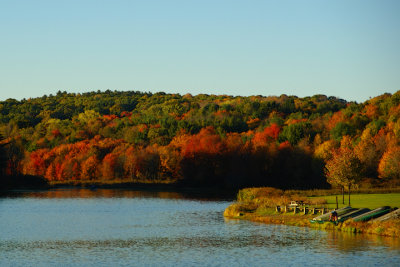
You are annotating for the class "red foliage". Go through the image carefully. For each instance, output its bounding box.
[121,111,132,117]
[138,124,148,133]
[51,129,61,137]
[150,124,161,129]
[279,141,291,150]
[181,127,224,157]
[103,114,118,121]
[28,149,49,176]
[252,124,281,148]
[264,124,281,140]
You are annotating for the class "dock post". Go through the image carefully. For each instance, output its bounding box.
[284,205,287,213]
[312,208,315,215]
[294,206,298,214]
[276,206,280,212]
[304,207,307,215]
[322,208,325,215]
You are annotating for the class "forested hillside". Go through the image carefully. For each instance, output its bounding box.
[1,90,399,189]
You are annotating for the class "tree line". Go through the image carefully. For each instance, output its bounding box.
[1,90,399,189]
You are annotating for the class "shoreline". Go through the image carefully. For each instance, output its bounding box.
[224,203,400,238]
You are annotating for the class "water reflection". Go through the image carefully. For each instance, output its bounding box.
[0,188,234,201]
[325,230,400,252]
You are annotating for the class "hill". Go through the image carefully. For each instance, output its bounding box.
[1,90,399,189]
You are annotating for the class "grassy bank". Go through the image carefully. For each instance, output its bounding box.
[224,187,400,238]
[313,193,400,209]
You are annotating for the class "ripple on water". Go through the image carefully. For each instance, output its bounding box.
[1,189,400,266]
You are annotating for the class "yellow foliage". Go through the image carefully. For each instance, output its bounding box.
[314,140,337,161]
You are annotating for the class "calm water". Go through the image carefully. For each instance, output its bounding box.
[1,189,400,266]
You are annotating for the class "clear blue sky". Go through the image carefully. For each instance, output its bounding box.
[1,0,399,102]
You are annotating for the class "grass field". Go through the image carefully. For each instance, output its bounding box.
[313,193,400,209]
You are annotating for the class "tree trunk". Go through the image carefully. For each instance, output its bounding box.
[342,186,344,204]
[348,185,351,206]
[336,196,338,209]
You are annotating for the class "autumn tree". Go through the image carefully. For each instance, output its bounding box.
[135,147,161,180]
[378,146,400,181]
[179,127,225,185]
[81,155,100,180]
[325,137,362,205]
[354,129,381,178]
[4,138,25,176]
[158,145,182,180]
[0,134,7,177]
[314,140,337,161]
[101,153,118,180]
[252,123,281,148]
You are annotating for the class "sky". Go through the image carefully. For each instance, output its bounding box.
[0,0,399,102]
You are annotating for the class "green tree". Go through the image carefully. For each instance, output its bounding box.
[279,122,312,145]
[330,122,355,141]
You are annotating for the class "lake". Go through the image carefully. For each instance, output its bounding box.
[1,189,399,266]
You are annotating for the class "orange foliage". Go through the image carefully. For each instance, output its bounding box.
[103,114,118,121]
[123,147,139,179]
[138,124,148,133]
[246,118,260,130]
[378,146,400,179]
[150,124,161,129]
[26,149,49,176]
[224,133,246,153]
[327,111,345,130]
[388,105,400,118]
[285,118,307,125]
[45,164,56,181]
[325,144,362,188]
[265,123,281,140]
[364,104,379,119]
[214,110,229,118]
[81,156,100,180]
[101,153,118,180]
[21,138,124,181]
[158,145,182,180]
[279,141,291,150]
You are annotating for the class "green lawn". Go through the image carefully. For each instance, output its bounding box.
[310,193,400,209]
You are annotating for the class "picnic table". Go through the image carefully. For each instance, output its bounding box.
[289,200,304,207]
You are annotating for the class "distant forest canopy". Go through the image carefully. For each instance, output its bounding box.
[1,90,400,189]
